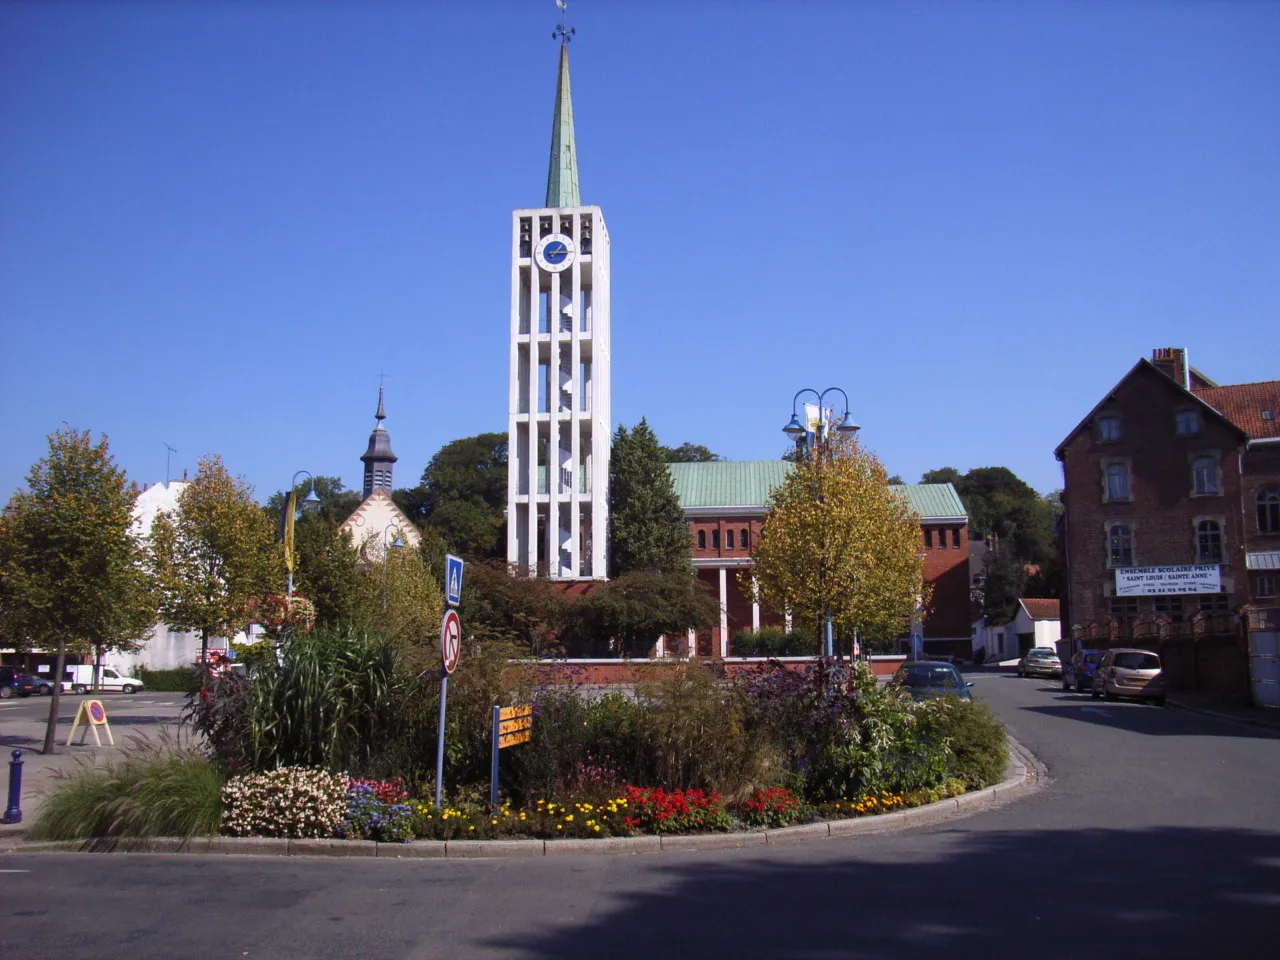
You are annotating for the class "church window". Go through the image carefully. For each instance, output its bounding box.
[712,529,720,551]
[697,530,706,550]
[924,529,933,548]
[726,529,735,550]
[741,529,750,552]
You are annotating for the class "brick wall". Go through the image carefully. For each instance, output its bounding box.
[1059,362,1249,629]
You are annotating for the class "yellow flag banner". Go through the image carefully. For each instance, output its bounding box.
[283,490,297,575]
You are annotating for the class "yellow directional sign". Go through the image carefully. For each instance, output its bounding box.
[497,704,533,748]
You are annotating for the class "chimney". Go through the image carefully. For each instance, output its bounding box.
[1151,347,1189,390]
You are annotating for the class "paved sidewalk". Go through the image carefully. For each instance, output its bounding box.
[0,693,187,835]
[1167,692,1280,730]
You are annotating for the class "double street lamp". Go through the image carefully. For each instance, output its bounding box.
[782,388,860,659]
[382,523,406,611]
[283,470,322,598]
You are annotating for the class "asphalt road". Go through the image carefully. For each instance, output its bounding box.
[3,672,1279,960]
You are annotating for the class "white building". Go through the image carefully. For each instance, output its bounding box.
[974,598,1062,663]
[507,36,611,580]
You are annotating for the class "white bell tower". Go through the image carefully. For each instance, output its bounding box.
[507,18,610,579]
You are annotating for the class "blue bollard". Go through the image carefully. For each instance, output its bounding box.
[3,749,22,824]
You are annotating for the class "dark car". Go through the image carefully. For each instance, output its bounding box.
[1017,648,1062,679]
[893,661,973,701]
[1062,649,1104,693]
[0,666,37,699]
[28,674,58,695]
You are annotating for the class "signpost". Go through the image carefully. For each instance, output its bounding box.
[490,705,533,810]
[434,609,462,809]
[66,700,114,747]
[445,554,464,608]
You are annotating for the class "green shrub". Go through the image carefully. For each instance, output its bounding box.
[31,737,222,840]
[730,625,820,657]
[186,625,399,774]
[136,667,200,693]
[937,698,1009,789]
[221,767,348,838]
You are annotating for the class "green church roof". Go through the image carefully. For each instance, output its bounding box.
[545,45,580,208]
[665,461,968,520]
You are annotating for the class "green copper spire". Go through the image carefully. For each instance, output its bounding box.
[545,43,580,208]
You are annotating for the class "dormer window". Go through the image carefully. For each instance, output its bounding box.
[1176,409,1202,437]
[1097,416,1121,443]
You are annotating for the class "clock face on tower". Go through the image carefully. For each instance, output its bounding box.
[534,233,577,272]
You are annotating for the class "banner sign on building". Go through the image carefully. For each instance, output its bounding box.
[1115,564,1221,597]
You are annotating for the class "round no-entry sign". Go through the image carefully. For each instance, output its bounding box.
[440,608,462,675]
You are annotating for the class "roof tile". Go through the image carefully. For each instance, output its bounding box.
[1020,598,1061,620]
[1193,381,1280,439]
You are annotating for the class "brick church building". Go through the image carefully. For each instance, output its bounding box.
[666,461,973,659]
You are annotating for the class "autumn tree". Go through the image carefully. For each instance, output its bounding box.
[0,428,155,753]
[608,419,692,577]
[148,455,281,667]
[749,434,926,656]
[348,535,444,649]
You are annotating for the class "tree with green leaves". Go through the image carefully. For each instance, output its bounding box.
[661,442,722,463]
[0,428,155,753]
[751,433,926,655]
[395,433,508,559]
[148,455,281,668]
[291,515,362,626]
[264,475,361,527]
[349,541,444,649]
[608,419,692,577]
[921,465,1054,566]
[559,569,718,658]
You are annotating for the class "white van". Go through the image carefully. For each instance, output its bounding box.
[65,665,145,694]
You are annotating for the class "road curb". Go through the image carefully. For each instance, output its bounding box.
[1,735,1043,860]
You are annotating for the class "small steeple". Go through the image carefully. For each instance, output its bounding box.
[360,386,397,498]
[546,5,580,208]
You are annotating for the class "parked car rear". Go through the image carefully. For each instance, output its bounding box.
[1017,648,1062,679]
[0,666,37,699]
[1091,648,1165,705]
[892,661,974,701]
[1062,649,1104,692]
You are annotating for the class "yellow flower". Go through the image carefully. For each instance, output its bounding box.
[468,826,475,832]
[593,825,601,832]
[557,825,563,831]
[564,815,574,822]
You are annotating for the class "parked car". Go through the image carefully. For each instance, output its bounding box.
[0,665,38,699]
[1017,648,1062,679]
[1092,648,1165,705]
[64,664,145,694]
[1062,649,1104,693]
[892,661,974,701]
[28,674,59,695]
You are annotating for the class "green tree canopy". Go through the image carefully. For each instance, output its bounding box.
[395,433,508,559]
[921,465,1055,566]
[264,475,361,527]
[608,419,692,577]
[752,434,926,652]
[148,455,281,665]
[661,442,722,463]
[0,428,156,753]
[559,569,719,658]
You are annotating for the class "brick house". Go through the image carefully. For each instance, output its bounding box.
[1054,348,1280,699]
[665,461,972,658]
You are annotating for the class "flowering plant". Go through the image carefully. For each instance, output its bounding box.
[257,594,317,636]
[623,786,732,834]
[221,767,349,838]
[737,786,806,829]
[340,782,412,843]
[349,777,407,805]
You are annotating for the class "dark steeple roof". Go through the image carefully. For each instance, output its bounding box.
[360,386,397,497]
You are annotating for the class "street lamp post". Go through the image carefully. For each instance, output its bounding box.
[783,388,860,660]
[283,470,322,597]
[382,523,406,612]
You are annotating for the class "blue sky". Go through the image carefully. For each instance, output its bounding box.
[2,0,1277,503]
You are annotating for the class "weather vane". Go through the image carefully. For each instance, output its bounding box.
[553,0,575,45]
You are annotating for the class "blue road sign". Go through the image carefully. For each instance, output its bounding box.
[445,554,464,607]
